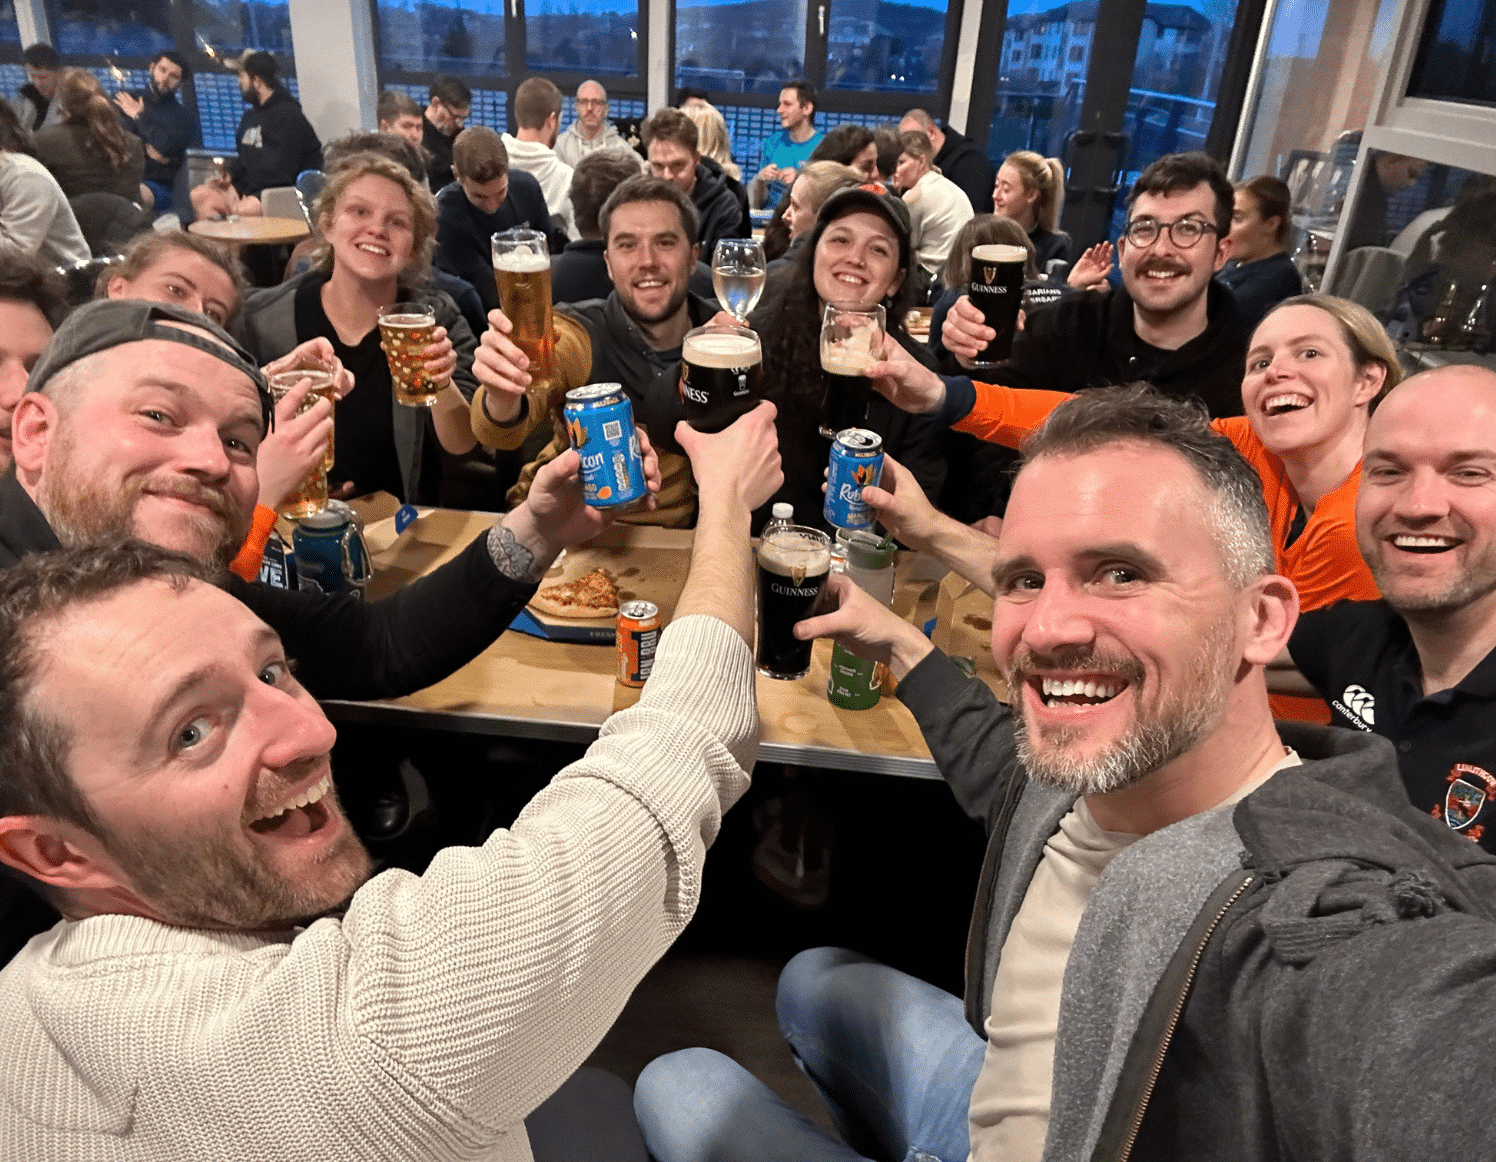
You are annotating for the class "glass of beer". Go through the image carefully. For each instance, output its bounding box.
[969,243,1027,366]
[757,525,832,680]
[492,228,557,383]
[378,303,444,407]
[680,322,763,432]
[819,302,884,438]
[267,370,336,519]
[713,237,767,322]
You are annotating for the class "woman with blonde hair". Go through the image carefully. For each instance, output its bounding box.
[774,160,863,267]
[991,149,1069,270]
[680,102,740,181]
[238,151,478,505]
[33,68,146,204]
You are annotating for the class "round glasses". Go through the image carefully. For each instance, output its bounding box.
[1122,217,1218,248]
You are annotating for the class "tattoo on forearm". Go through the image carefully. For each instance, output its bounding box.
[487,524,546,583]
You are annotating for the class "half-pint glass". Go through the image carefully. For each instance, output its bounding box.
[819,303,884,438]
[680,322,762,432]
[493,228,557,383]
[968,243,1027,366]
[378,303,442,407]
[756,525,832,680]
[267,370,336,518]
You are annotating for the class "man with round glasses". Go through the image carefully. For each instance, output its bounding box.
[941,151,1248,418]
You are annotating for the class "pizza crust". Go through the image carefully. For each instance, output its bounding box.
[529,569,620,619]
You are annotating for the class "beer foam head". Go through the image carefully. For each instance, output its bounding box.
[760,529,831,581]
[972,244,1028,264]
[685,330,762,367]
[821,348,874,375]
[494,249,550,273]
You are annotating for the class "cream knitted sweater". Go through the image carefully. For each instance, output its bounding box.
[0,615,758,1161]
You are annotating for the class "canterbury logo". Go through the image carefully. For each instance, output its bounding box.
[1339,684,1376,727]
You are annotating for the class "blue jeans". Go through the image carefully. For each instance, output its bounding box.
[634,948,985,1162]
[144,179,173,214]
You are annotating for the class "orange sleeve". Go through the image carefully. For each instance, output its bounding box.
[229,505,279,583]
[1282,466,1381,612]
[951,380,1076,448]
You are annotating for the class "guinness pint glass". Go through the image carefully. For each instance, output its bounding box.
[492,228,557,383]
[969,243,1027,366]
[756,526,832,680]
[680,323,763,432]
[819,303,884,439]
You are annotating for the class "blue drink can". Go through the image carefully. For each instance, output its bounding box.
[563,383,648,509]
[824,428,884,530]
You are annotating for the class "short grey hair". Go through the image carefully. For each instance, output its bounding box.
[1018,384,1275,589]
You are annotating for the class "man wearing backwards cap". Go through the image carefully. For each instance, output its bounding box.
[0,297,663,960]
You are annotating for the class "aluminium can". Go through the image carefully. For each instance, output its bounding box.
[563,383,647,509]
[823,428,885,530]
[616,600,661,687]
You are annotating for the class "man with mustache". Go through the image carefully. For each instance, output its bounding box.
[0,398,781,1159]
[941,152,1247,418]
[633,385,1496,1162]
[0,298,661,960]
[1272,365,1496,851]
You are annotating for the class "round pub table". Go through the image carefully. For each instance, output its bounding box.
[188,215,310,245]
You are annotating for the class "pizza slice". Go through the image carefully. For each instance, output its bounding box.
[528,568,621,620]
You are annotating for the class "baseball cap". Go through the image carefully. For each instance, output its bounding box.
[27,299,273,434]
[815,181,913,269]
[232,50,278,85]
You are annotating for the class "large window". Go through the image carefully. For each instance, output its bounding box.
[527,0,638,76]
[824,0,949,95]
[675,0,806,94]
[376,0,506,76]
[43,0,173,55]
[1,0,20,47]
[1408,0,1496,108]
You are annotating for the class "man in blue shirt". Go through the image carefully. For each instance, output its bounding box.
[750,81,823,209]
[114,51,196,213]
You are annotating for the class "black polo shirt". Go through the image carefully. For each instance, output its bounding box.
[1290,599,1496,851]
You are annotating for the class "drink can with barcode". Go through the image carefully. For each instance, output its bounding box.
[824,428,884,530]
[616,600,661,687]
[563,383,647,509]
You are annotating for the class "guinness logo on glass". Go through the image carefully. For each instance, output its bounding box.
[983,265,997,284]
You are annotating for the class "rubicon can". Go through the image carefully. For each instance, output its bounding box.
[824,428,884,530]
[563,383,647,508]
[616,600,661,687]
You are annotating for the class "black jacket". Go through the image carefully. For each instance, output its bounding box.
[896,646,1496,1159]
[971,279,1248,418]
[424,116,456,192]
[690,161,749,257]
[1215,252,1304,332]
[700,156,750,238]
[934,124,995,215]
[120,84,196,186]
[228,88,322,197]
[435,172,558,313]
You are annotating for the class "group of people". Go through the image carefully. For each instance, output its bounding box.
[5,42,1496,1162]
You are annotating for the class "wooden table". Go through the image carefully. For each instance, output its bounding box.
[188,215,310,245]
[321,508,1007,780]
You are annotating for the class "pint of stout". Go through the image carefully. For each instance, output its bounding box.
[756,526,832,680]
[378,304,443,407]
[492,229,557,383]
[819,303,884,439]
[680,323,762,432]
[969,243,1027,366]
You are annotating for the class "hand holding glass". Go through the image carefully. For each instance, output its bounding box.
[713,237,767,322]
[493,228,557,383]
[267,370,336,517]
[819,303,884,438]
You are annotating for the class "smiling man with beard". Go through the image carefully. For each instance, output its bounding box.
[1276,365,1496,851]
[470,173,722,527]
[631,384,1496,1162]
[940,152,1247,418]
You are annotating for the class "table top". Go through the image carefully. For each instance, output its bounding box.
[188,215,310,244]
[321,506,1007,780]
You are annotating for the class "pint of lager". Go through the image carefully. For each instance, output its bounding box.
[492,228,557,383]
[267,370,337,518]
[819,302,884,438]
[680,322,762,432]
[756,526,832,680]
[969,243,1027,366]
[378,303,444,407]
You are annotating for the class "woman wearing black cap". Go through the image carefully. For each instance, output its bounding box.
[748,183,947,533]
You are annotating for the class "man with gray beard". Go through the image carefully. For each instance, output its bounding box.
[631,384,1496,1162]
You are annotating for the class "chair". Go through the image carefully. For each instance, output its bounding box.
[1324,245,1406,316]
[66,193,153,258]
[259,186,309,226]
[295,168,328,213]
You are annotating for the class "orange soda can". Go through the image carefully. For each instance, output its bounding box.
[617,600,661,687]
